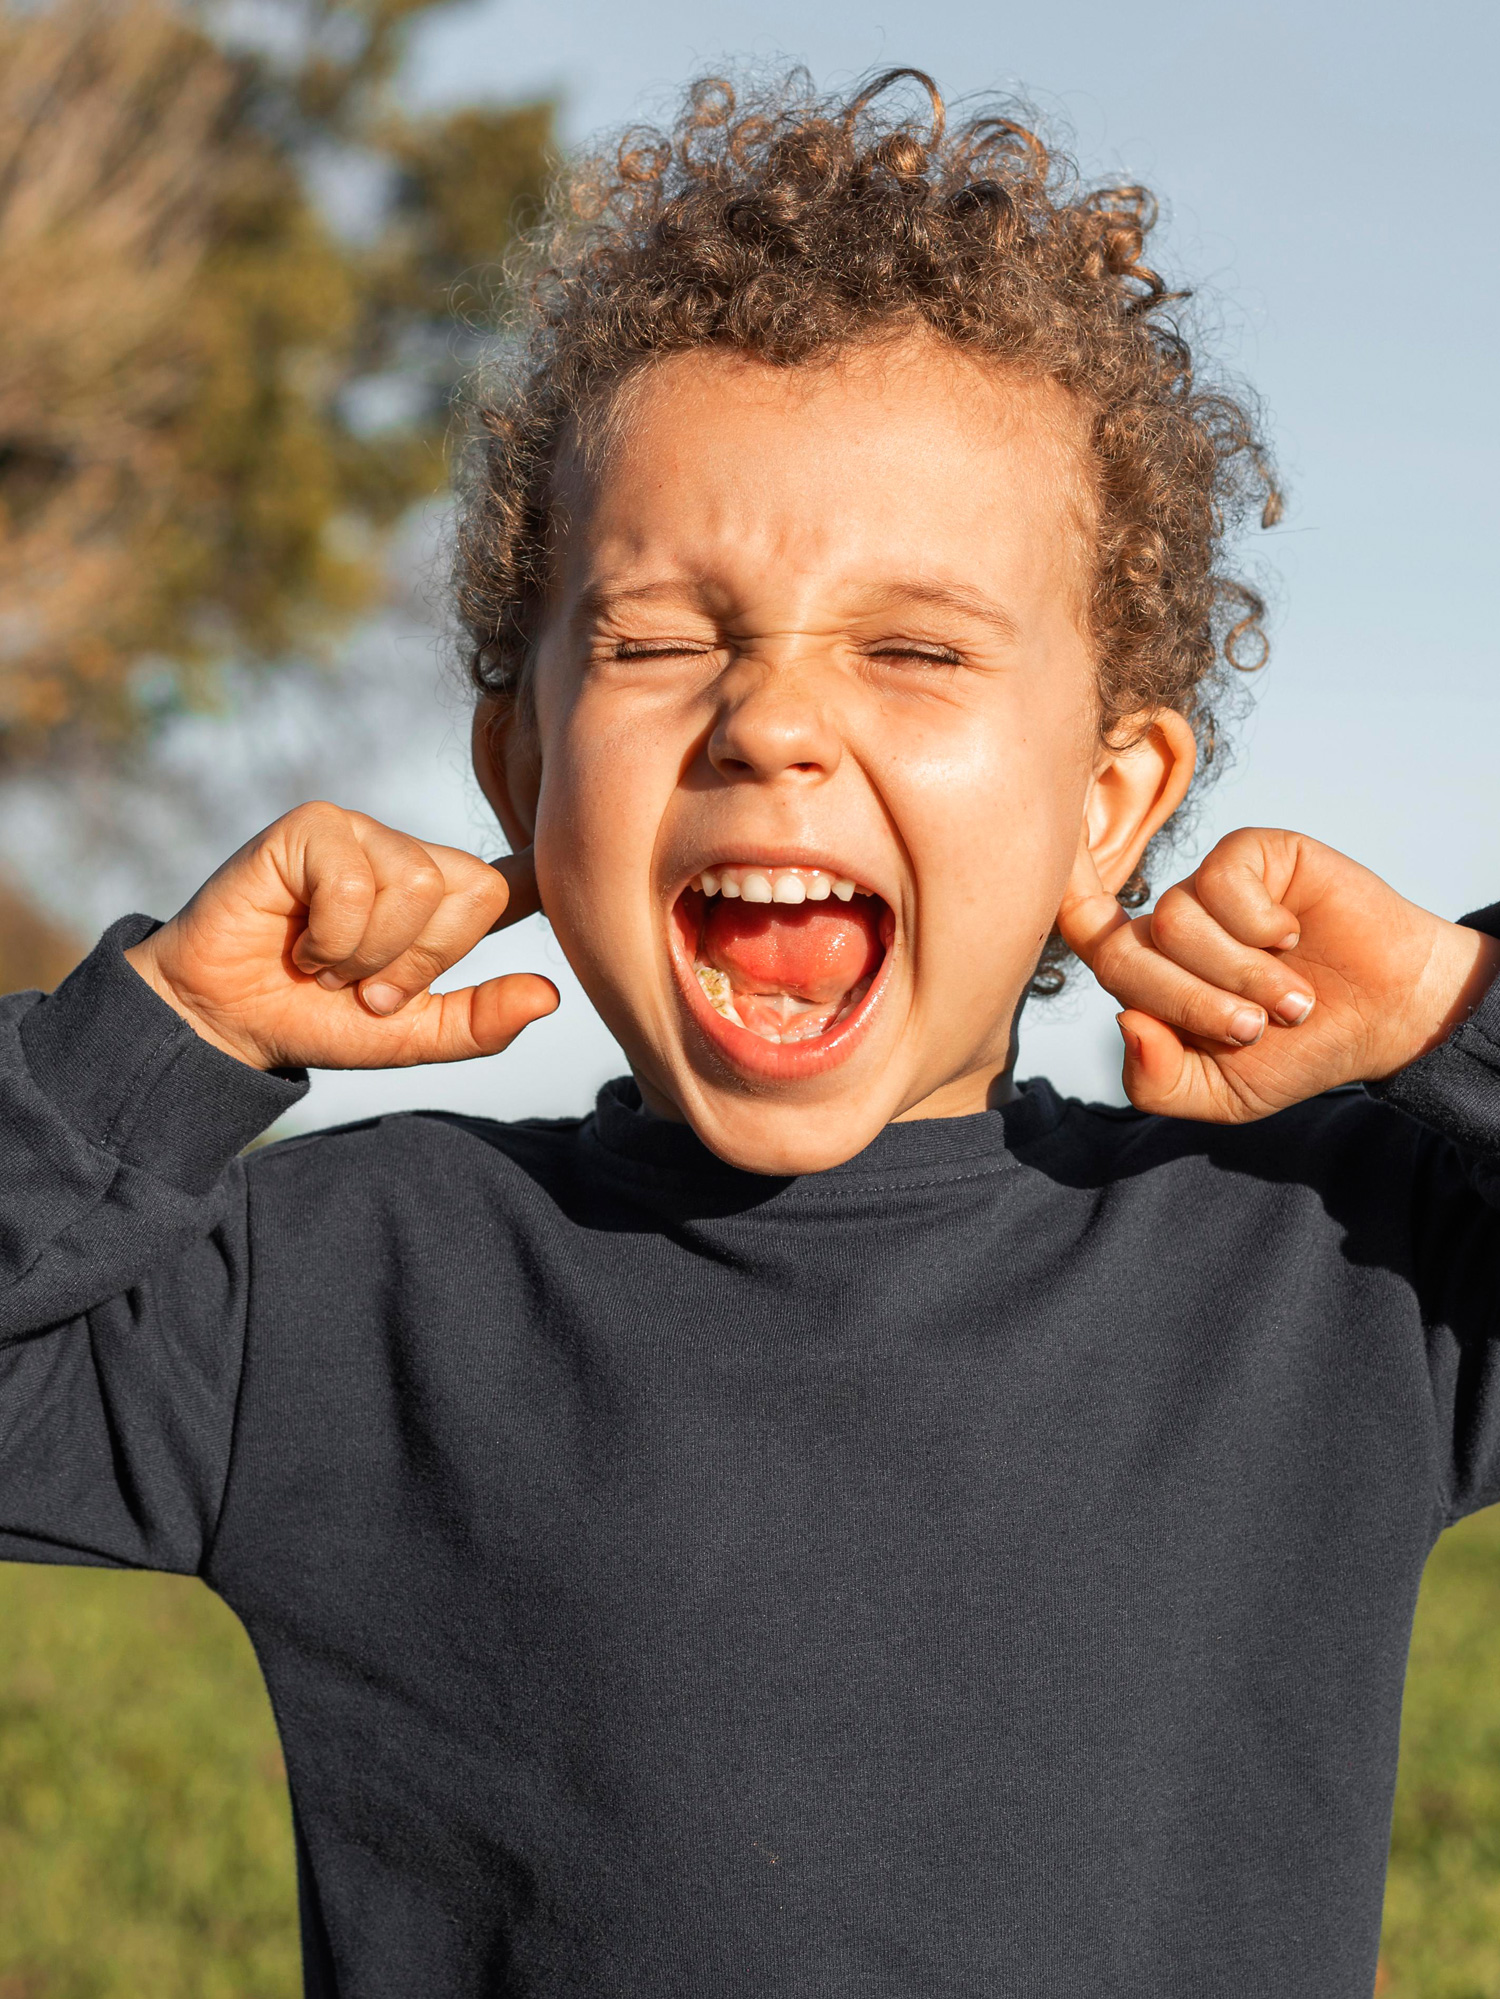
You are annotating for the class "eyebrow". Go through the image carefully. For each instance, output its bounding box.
[570,579,702,631]
[853,579,1021,643]
[568,575,1022,645]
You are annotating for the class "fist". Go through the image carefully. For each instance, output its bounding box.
[125,803,558,1072]
[1057,827,1500,1123]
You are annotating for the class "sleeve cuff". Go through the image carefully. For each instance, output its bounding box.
[17,915,308,1196]
[1367,902,1500,1155]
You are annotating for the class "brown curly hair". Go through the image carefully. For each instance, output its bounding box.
[454,68,1282,988]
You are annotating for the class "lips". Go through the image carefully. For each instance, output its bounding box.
[669,862,896,1080]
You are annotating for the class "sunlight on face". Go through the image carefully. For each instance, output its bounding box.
[526,333,1103,1172]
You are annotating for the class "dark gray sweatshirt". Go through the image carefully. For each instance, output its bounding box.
[3,910,1500,1998]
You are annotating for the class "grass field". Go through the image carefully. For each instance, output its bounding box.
[3,1514,1500,1995]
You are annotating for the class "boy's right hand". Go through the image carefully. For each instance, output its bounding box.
[123,803,558,1072]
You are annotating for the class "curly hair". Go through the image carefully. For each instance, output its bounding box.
[454,68,1282,988]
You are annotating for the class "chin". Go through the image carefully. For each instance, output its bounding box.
[672,1082,900,1177]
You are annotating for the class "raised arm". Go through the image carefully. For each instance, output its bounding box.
[0,802,555,1572]
[1059,831,1500,1520]
[0,918,303,1570]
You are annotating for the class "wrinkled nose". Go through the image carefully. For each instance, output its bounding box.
[706,660,842,784]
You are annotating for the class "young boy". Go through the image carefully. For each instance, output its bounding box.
[3,69,1497,1998]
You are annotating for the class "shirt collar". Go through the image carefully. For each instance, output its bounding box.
[588,1073,1064,1183]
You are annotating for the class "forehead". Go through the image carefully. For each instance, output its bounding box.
[554,336,1095,607]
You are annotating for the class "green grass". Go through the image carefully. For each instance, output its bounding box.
[1382,1506,1500,1996]
[0,1567,298,1999]
[2,1515,1500,1994]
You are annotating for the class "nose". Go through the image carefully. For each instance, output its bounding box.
[706,659,843,785]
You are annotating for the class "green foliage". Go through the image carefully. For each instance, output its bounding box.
[387,101,553,295]
[4,1517,1500,1991]
[0,0,554,760]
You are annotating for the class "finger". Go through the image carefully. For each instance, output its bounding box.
[1150,884,1316,1027]
[354,858,516,1016]
[1118,1008,1191,1112]
[1117,1009,1258,1122]
[1091,915,1270,1047]
[1192,829,1301,949]
[285,814,380,975]
[311,827,465,989]
[487,847,541,932]
[357,971,560,1067]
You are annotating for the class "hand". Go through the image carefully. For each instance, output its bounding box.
[124,802,558,1072]
[1056,827,1500,1123]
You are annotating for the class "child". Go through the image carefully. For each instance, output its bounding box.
[3,69,1497,1998]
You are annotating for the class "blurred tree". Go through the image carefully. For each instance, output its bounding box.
[0,0,551,983]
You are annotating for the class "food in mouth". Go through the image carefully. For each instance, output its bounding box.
[682,865,889,1044]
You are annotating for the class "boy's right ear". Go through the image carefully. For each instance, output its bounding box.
[471,698,541,855]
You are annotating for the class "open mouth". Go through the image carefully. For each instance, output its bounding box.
[670,863,895,1072]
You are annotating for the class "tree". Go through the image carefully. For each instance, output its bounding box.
[0,0,550,758]
[0,0,552,985]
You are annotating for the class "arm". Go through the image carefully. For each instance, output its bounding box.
[1371,904,1500,1522]
[2,803,556,1571]
[0,917,303,1569]
[1059,841,1500,1520]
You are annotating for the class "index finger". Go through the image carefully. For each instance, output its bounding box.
[1192,829,1302,950]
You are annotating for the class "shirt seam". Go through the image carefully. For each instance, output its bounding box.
[101,1020,201,1158]
[200,1160,255,1578]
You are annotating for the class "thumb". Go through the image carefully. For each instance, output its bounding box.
[363,970,560,1068]
[1054,831,1130,971]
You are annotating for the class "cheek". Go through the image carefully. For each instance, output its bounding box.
[529,682,682,967]
[895,700,1092,860]
[883,692,1095,971]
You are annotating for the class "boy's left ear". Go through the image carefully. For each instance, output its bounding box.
[1080,709,1197,894]
[471,698,542,855]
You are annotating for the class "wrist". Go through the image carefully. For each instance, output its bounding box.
[122,935,274,1072]
[1369,918,1500,1080]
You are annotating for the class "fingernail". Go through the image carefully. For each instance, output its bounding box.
[1274,990,1315,1026]
[1277,931,1300,951]
[315,969,346,991]
[1116,1013,1140,1060]
[360,982,406,1016]
[1229,1006,1266,1045]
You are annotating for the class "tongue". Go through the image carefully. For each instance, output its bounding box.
[700,897,883,1004]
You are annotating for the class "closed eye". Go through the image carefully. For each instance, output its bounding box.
[610,639,718,662]
[862,643,965,667]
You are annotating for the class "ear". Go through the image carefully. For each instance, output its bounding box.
[1080,709,1197,894]
[471,697,541,853]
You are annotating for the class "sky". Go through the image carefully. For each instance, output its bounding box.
[27,0,1499,1134]
[327,0,1500,1128]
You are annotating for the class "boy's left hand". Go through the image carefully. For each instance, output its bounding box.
[1056,829,1500,1123]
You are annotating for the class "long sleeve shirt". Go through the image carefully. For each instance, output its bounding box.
[2,909,1499,1997]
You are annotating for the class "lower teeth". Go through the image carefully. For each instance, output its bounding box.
[695,965,741,1026]
[694,963,869,1043]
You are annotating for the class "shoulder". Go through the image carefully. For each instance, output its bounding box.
[244,1105,592,1223]
[1014,1078,1430,1207]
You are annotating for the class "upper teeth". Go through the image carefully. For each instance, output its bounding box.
[695,864,867,903]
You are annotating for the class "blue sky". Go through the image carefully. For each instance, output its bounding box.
[278,0,1499,1129]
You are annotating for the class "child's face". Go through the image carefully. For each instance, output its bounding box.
[482,334,1177,1172]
